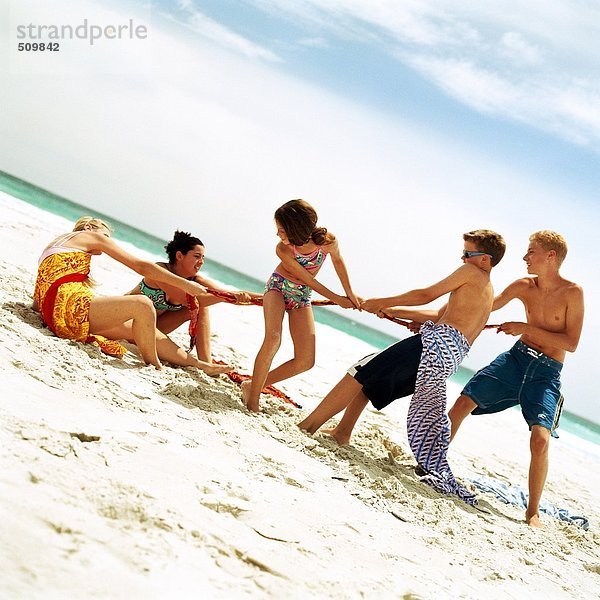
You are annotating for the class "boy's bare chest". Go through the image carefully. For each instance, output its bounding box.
[523,289,567,329]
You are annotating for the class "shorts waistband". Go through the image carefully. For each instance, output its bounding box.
[513,340,563,370]
[420,321,470,352]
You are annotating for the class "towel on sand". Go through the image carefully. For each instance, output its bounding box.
[470,475,589,529]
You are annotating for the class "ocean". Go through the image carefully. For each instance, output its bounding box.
[2,168,599,447]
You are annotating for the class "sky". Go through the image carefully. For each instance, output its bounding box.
[0,0,599,422]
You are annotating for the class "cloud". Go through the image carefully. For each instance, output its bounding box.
[406,56,524,113]
[405,54,600,146]
[247,0,600,149]
[499,31,542,66]
[297,37,329,48]
[166,0,282,62]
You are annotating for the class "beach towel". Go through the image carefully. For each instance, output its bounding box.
[470,475,589,529]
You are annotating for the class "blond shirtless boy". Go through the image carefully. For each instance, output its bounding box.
[448,231,584,525]
[300,230,506,504]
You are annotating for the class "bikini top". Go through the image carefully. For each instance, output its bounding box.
[292,245,327,273]
[139,279,184,312]
[38,231,90,266]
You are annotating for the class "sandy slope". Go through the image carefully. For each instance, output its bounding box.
[1,192,599,599]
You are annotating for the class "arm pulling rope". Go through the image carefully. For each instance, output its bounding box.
[204,287,500,331]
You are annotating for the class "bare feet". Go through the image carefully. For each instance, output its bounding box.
[321,427,351,446]
[297,418,315,433]
[198,361,231,376]
[241,380,259,412]
[241,380,251,402]
[526,512,544,528]
[145,357,162,370]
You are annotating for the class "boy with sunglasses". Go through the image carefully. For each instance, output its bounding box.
[299,229,506,504]
[448,231,584,526]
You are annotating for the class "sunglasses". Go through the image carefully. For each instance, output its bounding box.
[462,250,492,260]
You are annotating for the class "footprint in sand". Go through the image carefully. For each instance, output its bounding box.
[283,476,304,488]
[584,563,600,574]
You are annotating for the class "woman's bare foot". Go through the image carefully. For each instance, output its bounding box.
[241,380,259,412]
[198,360,230,376]
[321,427,351,446]
[526,512,543,528]
[246,400,259,412]
[241,380,251,403]
[297,417,316,433]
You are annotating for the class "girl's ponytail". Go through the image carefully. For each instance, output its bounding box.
[311,226,335,246]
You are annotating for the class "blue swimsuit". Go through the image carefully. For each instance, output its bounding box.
[138,279,183,312]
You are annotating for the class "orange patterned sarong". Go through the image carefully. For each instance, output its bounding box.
[34,252,126,357]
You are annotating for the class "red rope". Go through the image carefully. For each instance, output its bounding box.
[206,287,335,307]
[210,360,301,408]
[205,288,500,331]
[206,290,501,410]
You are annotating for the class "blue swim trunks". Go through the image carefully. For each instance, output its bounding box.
[462,340,564,437]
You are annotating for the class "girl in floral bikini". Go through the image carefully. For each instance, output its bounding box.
[242,199,360,412]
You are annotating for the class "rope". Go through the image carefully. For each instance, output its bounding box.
[205,288,501,331]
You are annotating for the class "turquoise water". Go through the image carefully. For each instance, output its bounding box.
[2,168,599,446]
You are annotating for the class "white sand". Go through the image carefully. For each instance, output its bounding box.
[1,192,599,599]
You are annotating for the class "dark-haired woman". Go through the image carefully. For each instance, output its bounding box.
[126,230,256,362]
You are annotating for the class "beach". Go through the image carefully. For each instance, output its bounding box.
[1,191,599,599]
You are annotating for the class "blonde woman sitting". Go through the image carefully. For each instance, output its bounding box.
[34,216,229,375]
